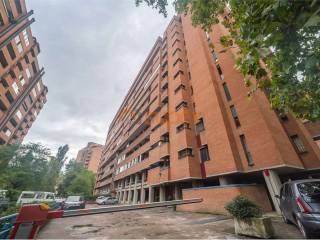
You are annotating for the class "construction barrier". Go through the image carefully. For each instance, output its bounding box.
[8,198,202,239]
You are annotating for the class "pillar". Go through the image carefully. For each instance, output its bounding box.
[263,169,282,213]
[160,185,166,202]
[149,186,154,203]
[141,187,146,203]
[123,191,127,204]
[174,184,180,200]
[133,174,139,204]
[119,191,123,203]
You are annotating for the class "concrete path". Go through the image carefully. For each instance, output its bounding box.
[38,205,302,239]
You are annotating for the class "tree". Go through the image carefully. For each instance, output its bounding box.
[46,145,69,192]
[135,0,320,121]
[57,160,96,199]
[0,144,18,171]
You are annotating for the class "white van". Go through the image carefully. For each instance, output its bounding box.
[16,191,55,205]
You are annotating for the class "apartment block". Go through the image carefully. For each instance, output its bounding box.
[0,0,47,145]
[95,13,320,212]
[76,142,103,173]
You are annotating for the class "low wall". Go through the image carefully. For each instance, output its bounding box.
[177,184,272,214]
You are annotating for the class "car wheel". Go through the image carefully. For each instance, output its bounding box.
[297,218,311,239]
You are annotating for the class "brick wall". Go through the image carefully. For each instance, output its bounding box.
[177,184,273,214]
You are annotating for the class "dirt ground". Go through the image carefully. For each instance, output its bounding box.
[38,205,302,239]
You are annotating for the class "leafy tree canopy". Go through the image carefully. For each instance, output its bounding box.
[136,0,320,121]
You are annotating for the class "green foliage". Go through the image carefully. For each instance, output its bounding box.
[0,143,69,201]
[225,195,262,219]
[57,160,96,199]
[136,0,320,121]
[0,204,21,217]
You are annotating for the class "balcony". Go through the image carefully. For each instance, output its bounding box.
[158,142,169,158]
[159,103,168,119]
[147,166,170,185]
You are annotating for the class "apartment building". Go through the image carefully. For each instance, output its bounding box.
[0,0,47,145]
[76,142,103,173]
[95,13,320,213]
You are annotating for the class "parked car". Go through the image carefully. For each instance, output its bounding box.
[96,196,118,205]
[0,190,9,209]
[277,179,320,238]
[16,191,55,205]
[63,196,85,210]
[96,196,108,205]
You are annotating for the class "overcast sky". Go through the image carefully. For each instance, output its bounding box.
[24,0,174,159]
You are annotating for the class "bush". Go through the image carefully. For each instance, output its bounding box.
[225,195,262,219]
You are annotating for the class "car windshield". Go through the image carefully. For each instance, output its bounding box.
[297,181,320,203]
[66,196,80,202]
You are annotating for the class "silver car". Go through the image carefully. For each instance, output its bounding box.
[96,197,118,205]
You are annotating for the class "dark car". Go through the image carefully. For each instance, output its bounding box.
[277,179,320,238]
[63,196,85,210]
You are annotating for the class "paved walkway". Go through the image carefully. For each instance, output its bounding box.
[38,206,302,239]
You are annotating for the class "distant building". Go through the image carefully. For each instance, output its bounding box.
[76,142,103,173]
[95,13,320,213]
[0,0,48,145]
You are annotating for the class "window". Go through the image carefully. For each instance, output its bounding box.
[9,70,16,79]
[10,118,17,127]
[0,100,7,111]
[22,29,30,47]
[240,135,254,166]
[19,74,25,86]
[174,84,185,94]
[3,128,11,137]
[173,58,182,67]
[291,135,307,153]
[0,13,4,26]
[17,62,23,71]
[223,83,232,101]
[24,55,29,64]
[32,88,37,98]
[1,79,8,88]
[200,145,210,161]
[12,82,19,95]
[7,43,16,60]
[160,133,169,143]
[172,39,180,47]
[3,0,14,21]
[0,50,8,68]
[14,0,23,14]
[22,101,28,111]
[211,51,218,62]
[178,148,193,159]
[31,62,37,73]
[15,35,23,53]
[16,110,22,120]
[216,64,224,80]
[173,70,183,79]
[176,122,190,133]
[37,82,41,91]
[5,91,14,103]
[33,110,37,117]
[28,94,33,104]
[230,105,241,128]
[175,101,188,111]
[25,68,31,79]
[172,48,181,56]
[195,118,205,133]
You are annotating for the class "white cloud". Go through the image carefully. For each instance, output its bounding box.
[24,0,174,159]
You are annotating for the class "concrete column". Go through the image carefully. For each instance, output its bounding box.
[133,174,139,204]
[123,191,127,203]
[119,191,123,202]
[160,185,166,202]
[141,187,146,203]
[174,184,180,200]
[263,169,282,213]
[127,176,133,204]
[149,186,154,203]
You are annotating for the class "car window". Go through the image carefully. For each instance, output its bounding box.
[297,181,320,203]
[46,194,54,199]
[66,196,80,201]
[21,193,35,199]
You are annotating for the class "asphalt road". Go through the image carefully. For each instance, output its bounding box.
[38,205,302,239]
